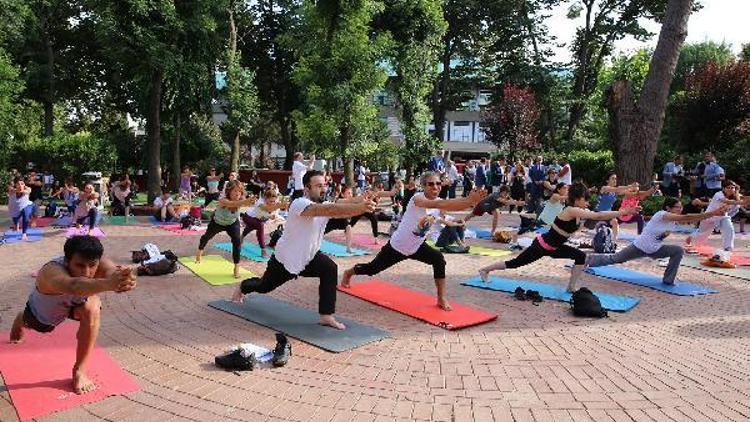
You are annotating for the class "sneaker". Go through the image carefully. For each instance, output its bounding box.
[215,347,256,371]
[525,290,543,304]
[272,332,292,367]
[513,287,526,301]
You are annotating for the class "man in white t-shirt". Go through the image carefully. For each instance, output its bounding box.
[687,180,744,252]
[232,170,376,330]
[341,172,486,310]
[153,190,176,222]
[356,161,369,193]
[291,152,315,200]
[558,158,572,185]
[587,197,726,284]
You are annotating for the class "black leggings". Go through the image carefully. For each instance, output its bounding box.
[505,238,586,269]
[204,192,220,208]
[199,219,241,263]
[353,241,446,279]
[325,218,349,234]
[240,252,338,315]
[350,212,378,237]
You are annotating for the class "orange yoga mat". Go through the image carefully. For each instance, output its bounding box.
[694,245,750,266]
[338,279,497,330]
[0,322,139,421]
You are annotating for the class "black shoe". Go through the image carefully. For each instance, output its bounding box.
[272,332,292,367]
[215,348,256,371]
[514,287,526,300]
[525,290,543,305]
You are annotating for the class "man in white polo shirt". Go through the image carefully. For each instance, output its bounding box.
[232,170,376,330]
[291,152,315,200]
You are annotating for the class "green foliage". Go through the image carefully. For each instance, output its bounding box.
[567,149,614,186]
[221,51,260,139]
[672,41,734,91]
[0,48,24,165]
[482,84,541,160]
[14,132,117,180]
[742,44,750,62]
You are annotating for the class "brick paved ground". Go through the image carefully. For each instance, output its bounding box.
[1,209,750,421]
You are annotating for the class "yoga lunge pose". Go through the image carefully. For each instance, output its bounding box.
[196,180,256,278]
[73,184,99,235]
[342,172,487,310]
[10,236,136,394]
[478,183,640,292]
[518,183,568,234]
[584,172,639,239]
[587,197,728,284]
[686,180,744,252]
[153,190,177,222]
[179,166,194,202]
[463,185,525,233]
[7,177,37,240]
[204,168,224,208]
[232,170,377,330]
[240,188,286,258]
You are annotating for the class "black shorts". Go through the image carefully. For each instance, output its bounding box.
[22,301,82,333]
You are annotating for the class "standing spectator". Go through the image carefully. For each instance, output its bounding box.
[42,169,55,192]
[463,161,476,196]
[527,156,546,214]
[509,162,527,213]
[356,160,369,193]
[26,170,44,217]
[691,151,711,197]
[446,160,459,198]
[490,158,505,193]
[247,170,265,196]
[291,152,315,200]
[398,167,407,181]
[661,155,683,197]
[475,158,488,190]
[428,150,445,174]
[703,152,725,198]
[558,157,572,186]
[549,159,562,174]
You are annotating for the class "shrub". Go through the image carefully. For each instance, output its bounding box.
[566,149,614,186]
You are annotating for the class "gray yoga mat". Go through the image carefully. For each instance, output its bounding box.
[208,297,389,353]
[681,255,750,281]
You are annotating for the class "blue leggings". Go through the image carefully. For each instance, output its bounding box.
[12,204,36,234]
[76,208,98,230]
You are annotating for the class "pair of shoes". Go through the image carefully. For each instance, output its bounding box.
[272,332,292,367]
[215,347,257,371]
[513,287,526,300]
[513,287,543,305]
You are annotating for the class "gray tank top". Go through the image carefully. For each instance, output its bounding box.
[28,257,88,326]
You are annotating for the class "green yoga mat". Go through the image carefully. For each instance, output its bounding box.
[427,241,512,257]
[103,216,141,226]
[179,255,256,286]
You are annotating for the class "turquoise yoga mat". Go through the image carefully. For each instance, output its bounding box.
[319,240,369,257]
[462,276,641,312]
[4,228,43,237]
[584,265,717,296]
[215,242,270,262]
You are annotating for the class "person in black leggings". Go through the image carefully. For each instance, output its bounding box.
[342,172,486,310]
[478,183,641,292]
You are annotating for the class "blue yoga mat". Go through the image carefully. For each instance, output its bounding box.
[215,242,270,262]
[53,216,72,226]
[672,225,696,234]
[535,226,550,234]
[148,215,176,225]
[584,265,717,296]
[462,276,640,312]
[3,235,42,244]
[4,228,43,237]
[320,240,369,257]
[470,228,492,239]
[617,232,637,241]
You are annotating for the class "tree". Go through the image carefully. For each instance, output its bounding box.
[671,40,734,91]
[607,0,693,185]
[565,0,670,144]
[293,0,388,185]
[742,43,750,62]
[482,84,541,160]
[222,48,260,173]
[374,0,446,174]
[674,61,750,152]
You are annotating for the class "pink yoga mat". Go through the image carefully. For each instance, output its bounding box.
[158,224,205,235]
[0,322,139,421]
[65,227,106,238]
[34,217,55,228]
[329,233,386,250]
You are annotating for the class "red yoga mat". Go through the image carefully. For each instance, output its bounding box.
[33,217,55,228]
[338,279,497,330]
[694,245,750,266]
[0,322,139,421]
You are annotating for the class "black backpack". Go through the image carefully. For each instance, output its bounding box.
[269,224,284,248]
[571,287,608,318]
[180,215,201,230]
[593,222,617,254]
[137,250,178,276]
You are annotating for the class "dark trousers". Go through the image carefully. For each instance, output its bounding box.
[76,208,98,230]
[350,212,378,237]
[463,180,474,197]
[199,219,242,263]
[436,226,464,248]
[240,252,338,315]
[240,215,266,248]
[505,238,586,269]
[204,192,220,208]
[353,241,446,279]
[13,204,36,233]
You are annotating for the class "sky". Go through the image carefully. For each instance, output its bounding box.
[546,0,749,64]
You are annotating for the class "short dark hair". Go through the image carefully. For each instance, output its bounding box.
[499,185,510,194]
[64,235,104,262]
[553,182,566,194]
[303,170,324,187]
[662,196,681,210]
[568,182,590,204]
[12,176,23,184]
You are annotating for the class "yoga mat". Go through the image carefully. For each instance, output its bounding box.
[158,224,206,235]
[34,217,55,227]
[673,224,696,234]
[468,228,493,240]
[179,255,255,286]
[467,245,513,258]
[320,240,369,257]
[65,227,106,238]
[338,280,497,330]
[208,297,389,353]
[584,265,717,296]
[3,235,42,244]
[535,226,550,234]
[0,322,139,421]
[53,216,72,227]
[691,246,750,266]
[462,276,640,312]
[682,255,750,281]
[103,216,140,226]
[329,233,386,249]
[215,242,270,262]
[617,232,637,241]
[4,228,43,237]
[148,215,176,225]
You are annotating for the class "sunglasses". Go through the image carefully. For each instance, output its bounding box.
[425,181,441,187]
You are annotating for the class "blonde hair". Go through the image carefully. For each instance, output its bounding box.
[263,188,279,199]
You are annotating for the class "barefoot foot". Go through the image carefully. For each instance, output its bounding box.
[231,285,245,303]
[21,234,28,241]
[319,315,346,330]
[478,269,490,283]
[233,265,241,279]
[72,369,96,394]
[437,298,453,311]
[341,268,355,288]
[9,313,25,343]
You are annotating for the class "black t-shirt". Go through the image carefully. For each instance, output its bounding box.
[683,197,709,214]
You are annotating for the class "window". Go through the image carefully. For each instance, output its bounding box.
[453,121,471,127]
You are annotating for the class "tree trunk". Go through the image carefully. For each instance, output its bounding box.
[42,29,55,137]
[340,124,353,186]
[230,131,241,172]
[172,114,181,191]
[431,42,452,143]
[147,68,164,203]
[608,0,692,185]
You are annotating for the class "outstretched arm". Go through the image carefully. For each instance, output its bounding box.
[664,206,728,223]
[218,196,256,208]
[567,206,640,221]
[301,200,375,219]
[414,189,486,212]
[36,258,136,297]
